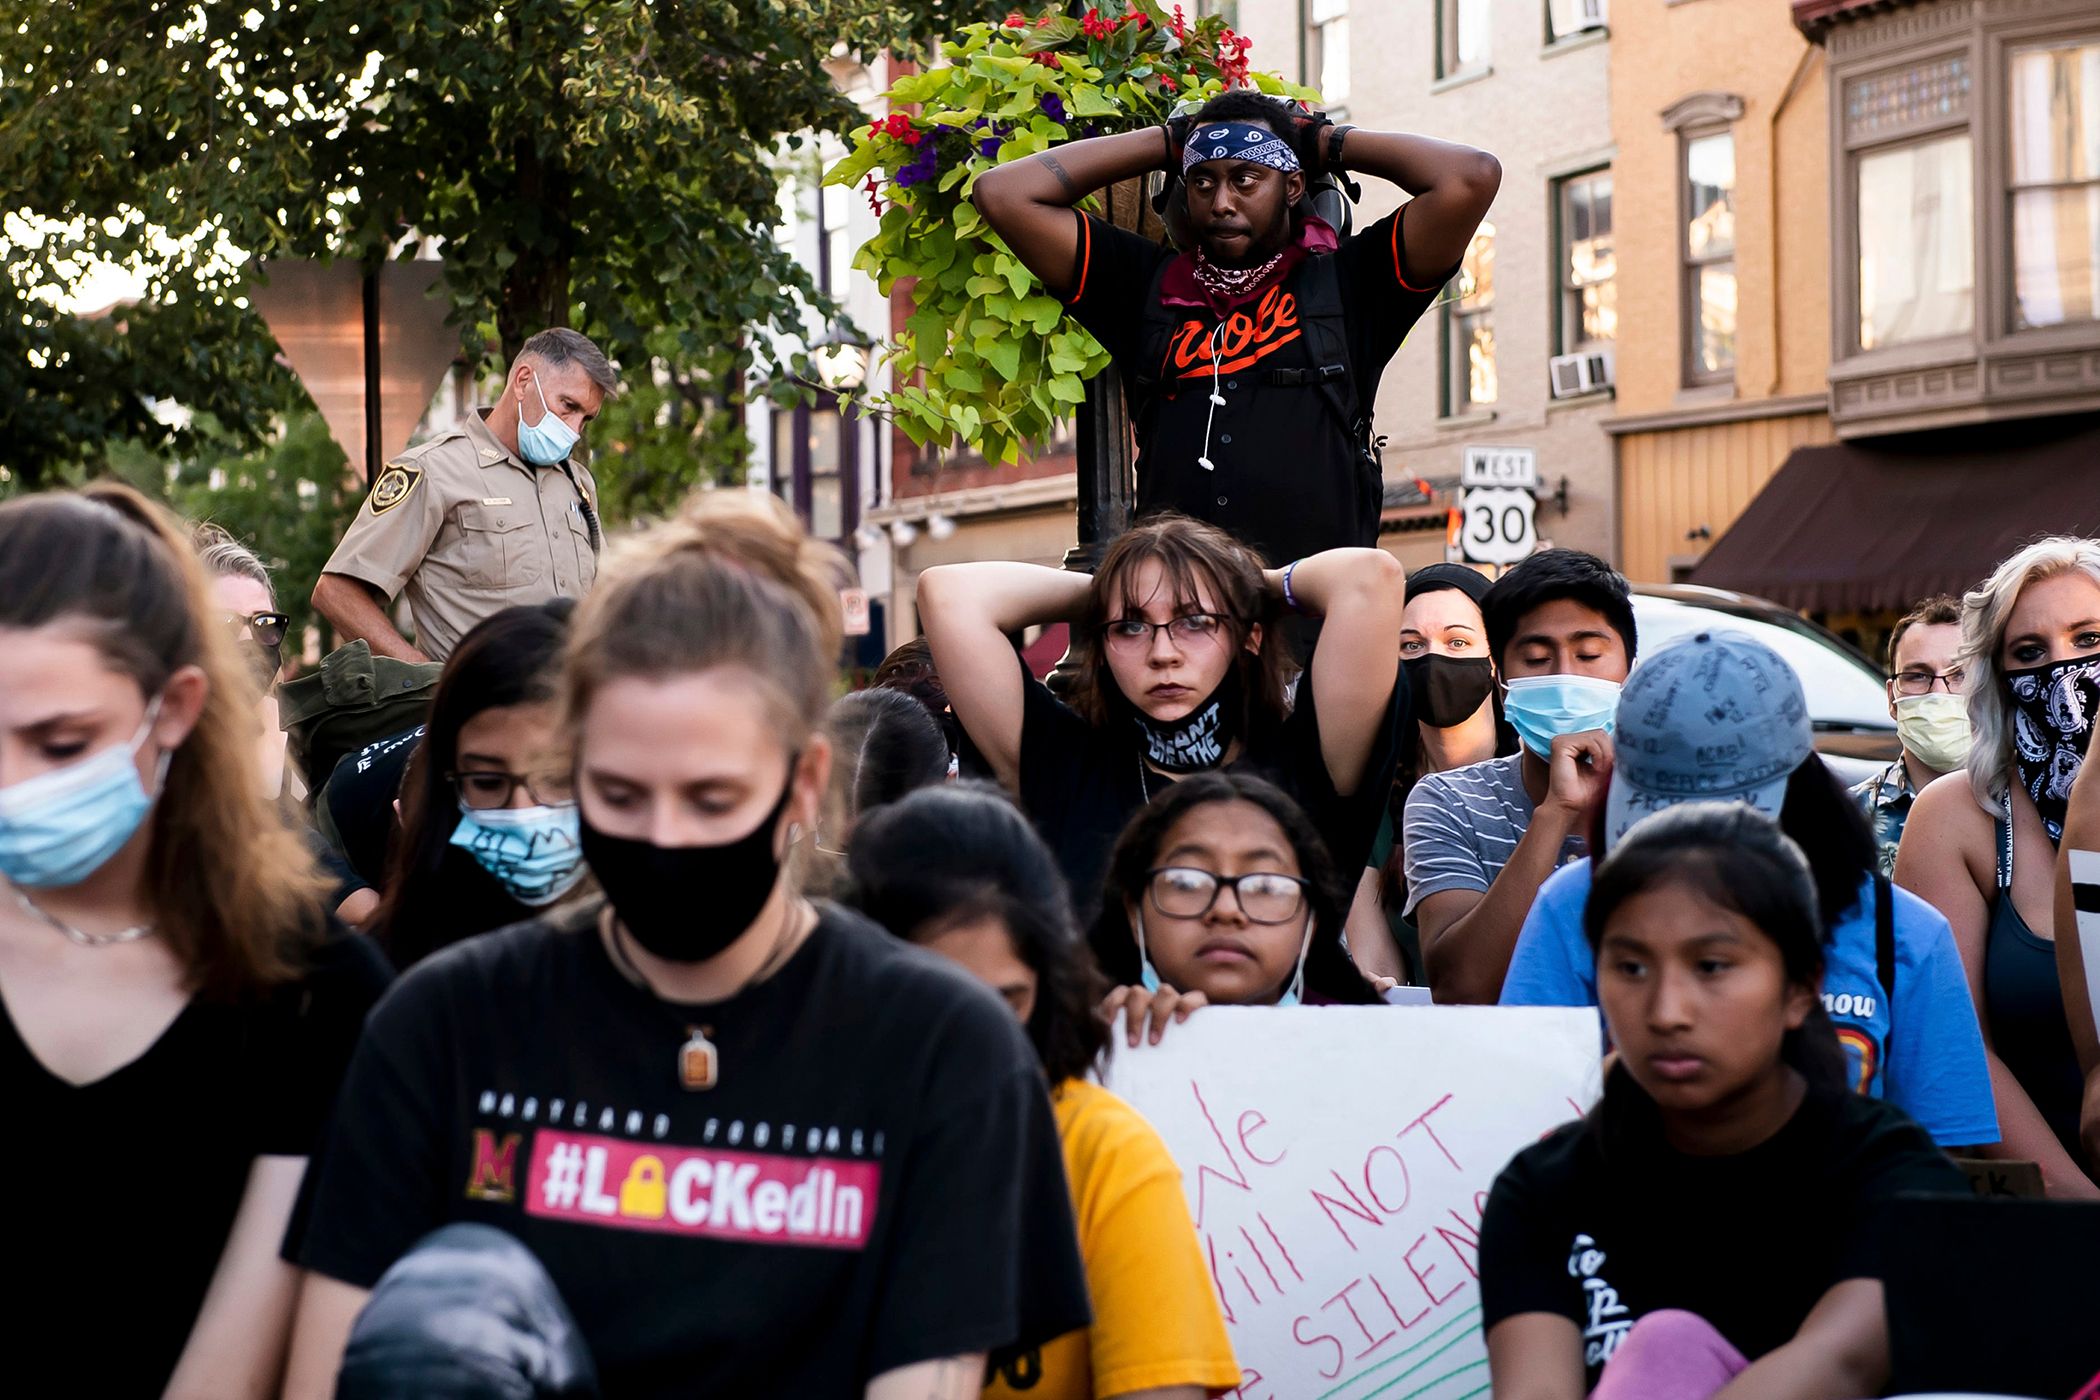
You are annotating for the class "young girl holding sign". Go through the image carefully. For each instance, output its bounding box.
[846,783,1241,1400]
[1480,803,1965,1400]
[1095,773,1384,1044]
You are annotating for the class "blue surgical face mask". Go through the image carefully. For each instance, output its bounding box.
[1502,674,1624,759]
[449,801,586,907]
[517,373,580,467]
[0,701,170,889]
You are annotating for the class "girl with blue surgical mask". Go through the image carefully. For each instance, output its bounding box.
[1095,773,1383,1044]
[372,600,587,969]
[0,484,391,1399]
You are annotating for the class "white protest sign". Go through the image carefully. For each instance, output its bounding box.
[1102,1006,1602,1400]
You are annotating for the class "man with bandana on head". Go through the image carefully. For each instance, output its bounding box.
[973,92,1499,569]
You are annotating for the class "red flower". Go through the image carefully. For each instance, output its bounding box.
[1003,11,1026,25]
[1170,4,1187,38]
[1160,74,1177,91]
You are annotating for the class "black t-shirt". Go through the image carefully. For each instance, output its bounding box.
[1479,1077,1968,1387]
[1020,657,1404,932]
[5,929,392,1397]
[319,723,424,888]
[1064,206,1451,566]
[298,903,1091,1397]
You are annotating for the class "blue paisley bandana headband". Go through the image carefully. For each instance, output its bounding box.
[1182,120,1301,175]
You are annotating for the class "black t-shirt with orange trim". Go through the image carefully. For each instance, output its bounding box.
[1064,206,1449,567]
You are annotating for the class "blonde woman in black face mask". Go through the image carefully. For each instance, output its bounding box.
[286,491,1089,1400]
[1898,537,2100,1197]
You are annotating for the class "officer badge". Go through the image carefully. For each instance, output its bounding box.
[369,461,422,516]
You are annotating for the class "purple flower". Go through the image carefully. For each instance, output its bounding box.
[1040,93,1066,124]
[978,137,1002,159]
[894,139,942,188]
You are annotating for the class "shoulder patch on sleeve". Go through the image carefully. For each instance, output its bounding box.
[368,461,423,516]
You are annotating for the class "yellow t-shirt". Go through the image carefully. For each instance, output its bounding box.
[985,1078,1241,1400]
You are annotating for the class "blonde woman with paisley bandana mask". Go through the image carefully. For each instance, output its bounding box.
[1898,536,2100,1195]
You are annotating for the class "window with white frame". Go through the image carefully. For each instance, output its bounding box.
[1440,0,1489,79]
[1857,134,1975,349]
[1557,169,1616,353]
[2008,37,2099,330]
[1682,129,1737,383]
[1309,0,1350,108]
[1546,0,1608,45]
[1444,222,1496,414]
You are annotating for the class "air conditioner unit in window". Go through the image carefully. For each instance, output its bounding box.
[1548,349,1615,399]
[1549,0,1608,36]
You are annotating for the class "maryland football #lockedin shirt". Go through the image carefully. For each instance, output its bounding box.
[297,903,1090,1397]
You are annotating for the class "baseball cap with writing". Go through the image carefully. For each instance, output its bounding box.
[1603,630,1815,848]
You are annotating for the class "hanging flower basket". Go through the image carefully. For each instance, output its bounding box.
[824,1,1317,466]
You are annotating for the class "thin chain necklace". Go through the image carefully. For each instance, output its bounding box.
[10,887,154,948]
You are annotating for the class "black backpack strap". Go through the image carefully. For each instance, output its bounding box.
[1874,872,1896,1006]
[1270,253,1362,448]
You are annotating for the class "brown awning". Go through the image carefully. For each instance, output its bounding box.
[1687,417,2100,613]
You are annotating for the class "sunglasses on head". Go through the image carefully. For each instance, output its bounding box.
[226,611,291,650]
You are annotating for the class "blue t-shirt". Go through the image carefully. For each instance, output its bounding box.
[1499,860,1999,1148]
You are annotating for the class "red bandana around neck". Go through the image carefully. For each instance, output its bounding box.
[1162,216,1340,315]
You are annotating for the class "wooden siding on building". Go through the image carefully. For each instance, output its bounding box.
[1617,412,1835,583]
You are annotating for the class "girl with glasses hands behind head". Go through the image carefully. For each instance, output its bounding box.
[917,513,1408,970]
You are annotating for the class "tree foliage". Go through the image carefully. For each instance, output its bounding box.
[0,0,999,499]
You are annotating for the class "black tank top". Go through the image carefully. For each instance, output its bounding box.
[1984,803,2086,1164]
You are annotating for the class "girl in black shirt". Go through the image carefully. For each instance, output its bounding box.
[373,599,588,969]
[287,490,1086,1400]
[919,513,1406,950]
[0,484,389,1397]
[1480,803,1965,1400]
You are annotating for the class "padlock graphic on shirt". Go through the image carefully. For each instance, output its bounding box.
[618,1155,667,1220]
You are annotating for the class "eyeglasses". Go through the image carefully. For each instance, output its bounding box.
[226,611,291,650]
[1892,666,1966,696]
[447,768,577,810]
[1103,613,1227,653]
[1146,866,1309,924]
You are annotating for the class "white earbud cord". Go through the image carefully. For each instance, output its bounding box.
[1197,320,1228,472]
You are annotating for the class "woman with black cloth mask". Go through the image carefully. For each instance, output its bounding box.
[1481,803,1966,1400]
[285,490,1087,1400]
[1349,562,1511,983]
[373,599,587,970]
[918,513,1406,951]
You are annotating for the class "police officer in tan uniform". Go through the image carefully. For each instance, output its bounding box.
[313,328,616,663]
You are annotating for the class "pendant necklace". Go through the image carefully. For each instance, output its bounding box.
[603,903,810,1092]
[11,888,154,948]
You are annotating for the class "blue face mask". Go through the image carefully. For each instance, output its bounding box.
[449,802,586,907]
[1133,910,1310,1006]
[517,373,580,467]
[1502,674,1624,759]
[0,702,169,889]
